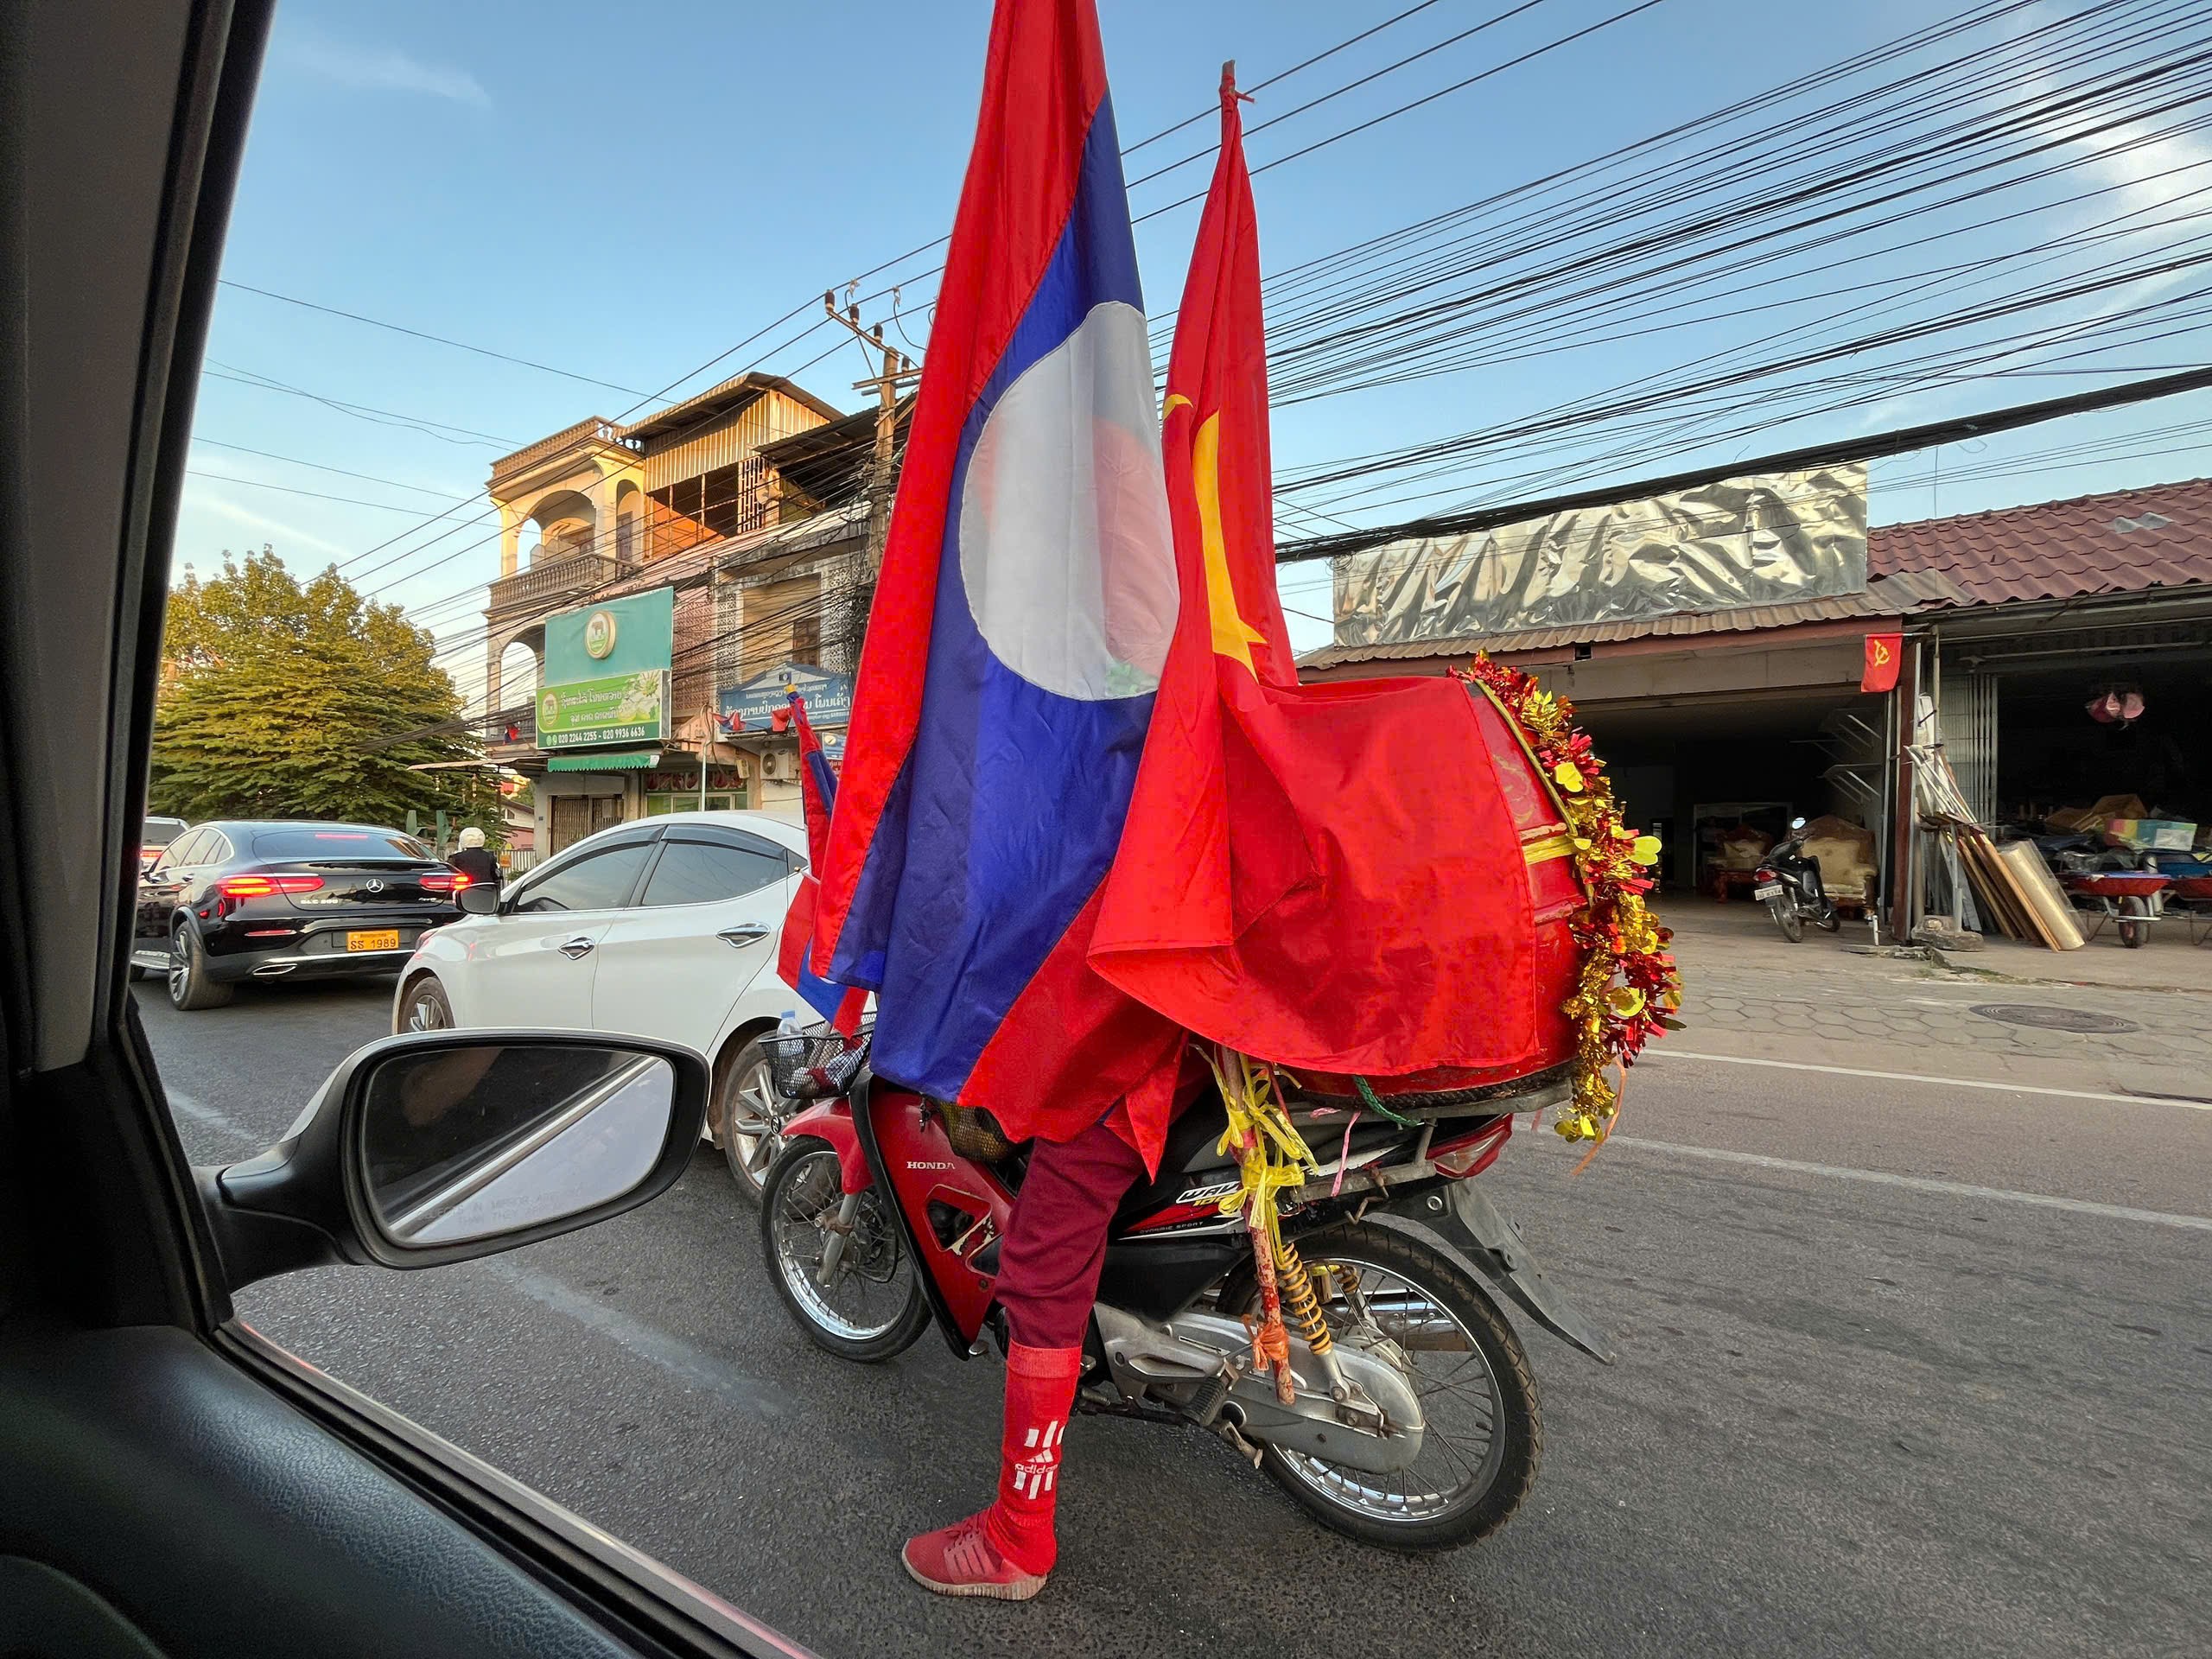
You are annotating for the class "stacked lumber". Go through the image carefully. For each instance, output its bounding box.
[1913,750,2083,951]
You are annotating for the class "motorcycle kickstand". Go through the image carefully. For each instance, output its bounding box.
[815,1192,861,1288]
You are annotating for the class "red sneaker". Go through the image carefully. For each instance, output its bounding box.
[901,1342,1081,1600]
[900,1511,1048,1601]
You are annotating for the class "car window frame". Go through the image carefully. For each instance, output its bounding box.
[631,829,794,912]
[504,834,662,916]
[0,3,808,1651]
[163,827,210,868]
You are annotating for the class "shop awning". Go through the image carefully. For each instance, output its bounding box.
[546,750,658,771]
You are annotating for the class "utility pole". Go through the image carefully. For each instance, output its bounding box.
[823,293,921,673]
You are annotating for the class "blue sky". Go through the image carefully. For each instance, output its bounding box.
[181,0,2212,679]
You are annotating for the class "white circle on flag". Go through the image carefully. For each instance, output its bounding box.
[958,300,1178,701]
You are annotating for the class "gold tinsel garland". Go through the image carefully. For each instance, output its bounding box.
[1455,654,1684,1147]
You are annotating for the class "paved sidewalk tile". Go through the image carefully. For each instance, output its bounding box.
[1650,899,2212,1103]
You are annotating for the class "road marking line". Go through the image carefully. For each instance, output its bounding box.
[486,1260,797,1421]
[166,1089,263,1147]
[1643,1047,2212,1111]
[1585,1136,2212,1232]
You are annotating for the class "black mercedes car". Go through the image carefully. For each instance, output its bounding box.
[132,820,467,1010]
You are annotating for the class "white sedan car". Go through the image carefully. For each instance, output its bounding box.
[391,810,810,1202]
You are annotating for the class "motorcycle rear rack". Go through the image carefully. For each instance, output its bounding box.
[1282,1062,1573,1128]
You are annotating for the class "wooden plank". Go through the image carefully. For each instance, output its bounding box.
[1958,832,2031,942]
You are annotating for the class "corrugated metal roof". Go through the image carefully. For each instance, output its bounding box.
[1302,569,1965,669]
[1302,478,2212,671]
[619,373,843,446]
[1869,475,2212,604]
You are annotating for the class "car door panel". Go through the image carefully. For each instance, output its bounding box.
[590,836,794,1048]
[473,838,659,1027]
[134,829,206,952]
[0,1326,647,1659]
[3,3,802,1656]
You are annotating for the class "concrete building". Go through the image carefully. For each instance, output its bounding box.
[477,376,901,855]
[1307,478,2212,940]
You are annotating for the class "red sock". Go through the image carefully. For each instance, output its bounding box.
[982,1342,1082,1578]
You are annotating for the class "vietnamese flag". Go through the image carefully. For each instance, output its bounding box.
[1090,67,1538,1077]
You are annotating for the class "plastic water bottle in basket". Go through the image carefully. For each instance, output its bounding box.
[762,1008,871,1102]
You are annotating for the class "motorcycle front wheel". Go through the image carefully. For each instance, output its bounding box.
[760,1137,931,1363]
[1767,893,1804,942]
[1220,1222,1541,1552]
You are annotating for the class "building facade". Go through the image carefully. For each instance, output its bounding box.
[479,375,899,855]
[1309,477,2212,942]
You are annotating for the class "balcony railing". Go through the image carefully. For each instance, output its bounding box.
[486,553,620,620]
[488,416,628,487]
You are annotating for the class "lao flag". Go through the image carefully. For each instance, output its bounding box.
[777,692,865,1033]
[807,0,1184,1154]
[1091,68,1538,1077]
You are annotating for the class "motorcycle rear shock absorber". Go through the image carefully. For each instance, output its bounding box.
[1275,1237,1355,1402]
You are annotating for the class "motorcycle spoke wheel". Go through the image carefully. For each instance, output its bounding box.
[1219,1223,1540,1551]
[760,1142,929,1363]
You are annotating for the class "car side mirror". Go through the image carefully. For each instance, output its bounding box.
[458,882,499,917]
[196,1030,709,1289]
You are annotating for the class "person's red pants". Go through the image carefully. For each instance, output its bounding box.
[991,1116,1148,1350]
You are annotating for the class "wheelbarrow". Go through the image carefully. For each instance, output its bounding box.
[2167,874,2212,947]
[2058,870,2172,949]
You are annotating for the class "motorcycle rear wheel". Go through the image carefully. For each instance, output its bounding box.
[1219,1222,1540,1552]
[760,1138,930,1363]
[1767,893,1804,942]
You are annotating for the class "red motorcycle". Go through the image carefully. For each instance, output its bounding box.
[755,1041,1610,1552]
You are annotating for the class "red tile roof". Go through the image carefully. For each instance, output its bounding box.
[1869,477,2212,607]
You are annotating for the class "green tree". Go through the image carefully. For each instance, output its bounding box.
[150,547,488,829]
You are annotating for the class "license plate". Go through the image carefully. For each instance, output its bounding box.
[1752,884,1783,901]
[346,929,402,952]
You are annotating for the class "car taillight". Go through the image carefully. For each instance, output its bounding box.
[1432,1117,1513,1181]
[217,874,325,897]
[419,872,466,893]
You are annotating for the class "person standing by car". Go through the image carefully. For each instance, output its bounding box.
[449,826,500,898]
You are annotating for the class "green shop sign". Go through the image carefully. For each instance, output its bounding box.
[537,671,670,750]
[544,588,675,683]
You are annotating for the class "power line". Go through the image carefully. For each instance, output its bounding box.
[200,362,518,447]
[1274,365,2212,563]
[215,280,653,397]
[182,471,474,517]
[188,437,476,502]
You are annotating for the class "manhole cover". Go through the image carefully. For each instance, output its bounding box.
[1971,1004,2139,1034]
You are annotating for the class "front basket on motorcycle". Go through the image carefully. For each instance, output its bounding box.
[761,1027,871,1101]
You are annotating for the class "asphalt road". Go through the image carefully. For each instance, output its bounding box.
[139,976,2211,1659]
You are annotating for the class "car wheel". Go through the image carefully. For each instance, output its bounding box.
[397,975,454,1033]
[718,1035,785,1205]
[167,925,232,1011]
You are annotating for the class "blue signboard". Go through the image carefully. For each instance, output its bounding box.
[718,663,855,730]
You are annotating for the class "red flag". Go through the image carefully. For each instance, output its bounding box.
[1090,68,1537,1076]
[779,692,865,1033]
[1861,632,1904,694]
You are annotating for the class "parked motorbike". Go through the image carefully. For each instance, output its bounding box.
[755,1035,1610,1553]
[1754,817,1841,943]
